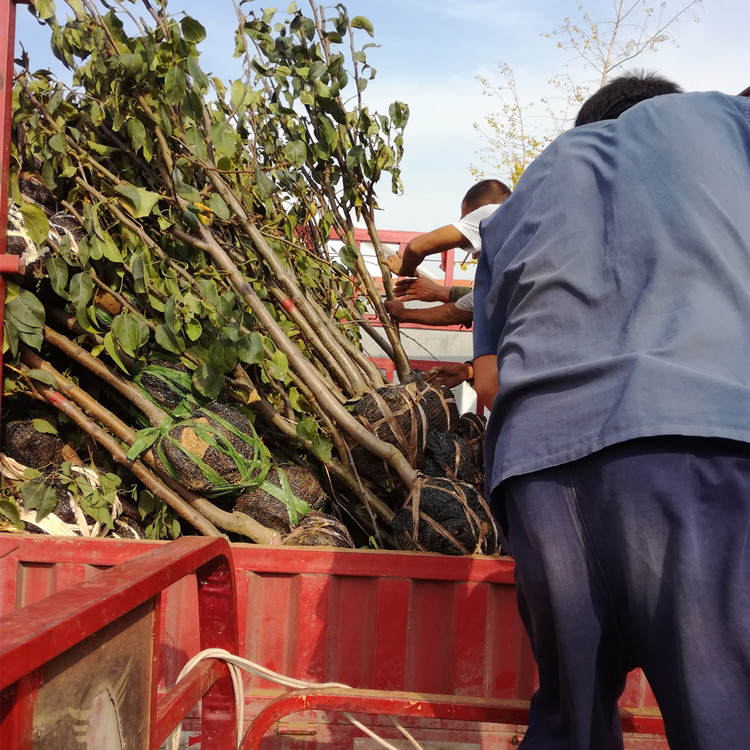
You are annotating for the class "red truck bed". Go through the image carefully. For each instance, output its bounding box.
[0,535,667,748]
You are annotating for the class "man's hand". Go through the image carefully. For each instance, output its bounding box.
[384,253,405,275]
[394,275,452,303]
[384,299,407,322]
[423,362,472,390]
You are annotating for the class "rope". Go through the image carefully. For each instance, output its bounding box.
[167,648,425,750]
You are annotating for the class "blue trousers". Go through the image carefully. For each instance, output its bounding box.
[493,436,750,750]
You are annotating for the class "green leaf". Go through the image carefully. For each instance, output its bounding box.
[101,232,123,263]
[111,314,143,357]
[237,332,265,365]
[181,16,207,43]
[103,332,129,373]
[25,369,57,387]
[296,416,318,442]
[350,16,374,36]
[181,209,202,232]
[209,339,238,371]
[46,256,69,300]
[18,201,49,246]
[165,67,187,104]
[268,349,288,380]
[389,100,410,129]
[126,427,160,460]
[210,121,236,161]
[283,140,307,168]
[48,132,67,154]
[20,480,57,514]
[32,419,58,435]
[0,498,21,526]
[184,127,208,161]
[34,0,56,21]
[131,251,147,293]
[114,185,161,218]
[192,363,224,399]
[5,289,45,333]
[339,243,359,271]
[186,56,209,94]
[254,167,275,201]
[155,323,185,355]
[346,145,365,169]
[120,52,144,78]
[208,193,230,220]
[126,118,146,151]
[69,272,94,310]
[311,435,333,463]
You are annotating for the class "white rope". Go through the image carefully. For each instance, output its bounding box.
[167,648,425,750]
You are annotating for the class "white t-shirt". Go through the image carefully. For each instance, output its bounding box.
[451,203,503,254]
[449,204,502,313]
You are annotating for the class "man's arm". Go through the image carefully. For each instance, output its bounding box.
[385,299,473,327]
[387,225,471,277]
[473,354,498,411]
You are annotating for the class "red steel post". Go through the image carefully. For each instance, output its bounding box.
[0,0,29,423]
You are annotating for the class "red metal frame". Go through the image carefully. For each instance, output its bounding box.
[334,226,463,298]
[0,0,28,423]
[0,536,240,750]
[240,688,665,748]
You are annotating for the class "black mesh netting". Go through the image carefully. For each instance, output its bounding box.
[454,412,486,469]
[401,371,456,433]
[349,382,427,489]
[156,402,267,495]
[417,431,482,486]
[235,463,328,535]
[3,420,66,469]
[392,475,497,556]
[134,356,195,413]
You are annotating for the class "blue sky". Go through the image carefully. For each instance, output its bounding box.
[13,0,750,233]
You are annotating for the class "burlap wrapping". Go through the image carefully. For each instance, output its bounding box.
[282,511,355,548]
[393,474,497,556]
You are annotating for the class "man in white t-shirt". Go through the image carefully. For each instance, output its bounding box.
[384,180,509,387]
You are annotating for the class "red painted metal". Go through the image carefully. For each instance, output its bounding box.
[0,536,240,750]
[0,0,31,424]
[0,537,667,749]
[240,688,666,748]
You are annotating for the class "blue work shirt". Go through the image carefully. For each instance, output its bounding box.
[473,91,750,495]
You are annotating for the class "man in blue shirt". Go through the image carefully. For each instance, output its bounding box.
[473,73,750,748]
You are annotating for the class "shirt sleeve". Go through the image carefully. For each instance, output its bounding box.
[448,286,472,302]
[451,204,500,254]
[454,290,474,312]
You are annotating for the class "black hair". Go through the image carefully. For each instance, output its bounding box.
[461,179,511,213]
[574,70,683,126]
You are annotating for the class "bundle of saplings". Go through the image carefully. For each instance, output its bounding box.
[235,462,328,537]
[392,475,497,556]
[2,0,496,555]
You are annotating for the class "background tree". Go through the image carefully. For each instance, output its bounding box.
[473,0,703,184]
